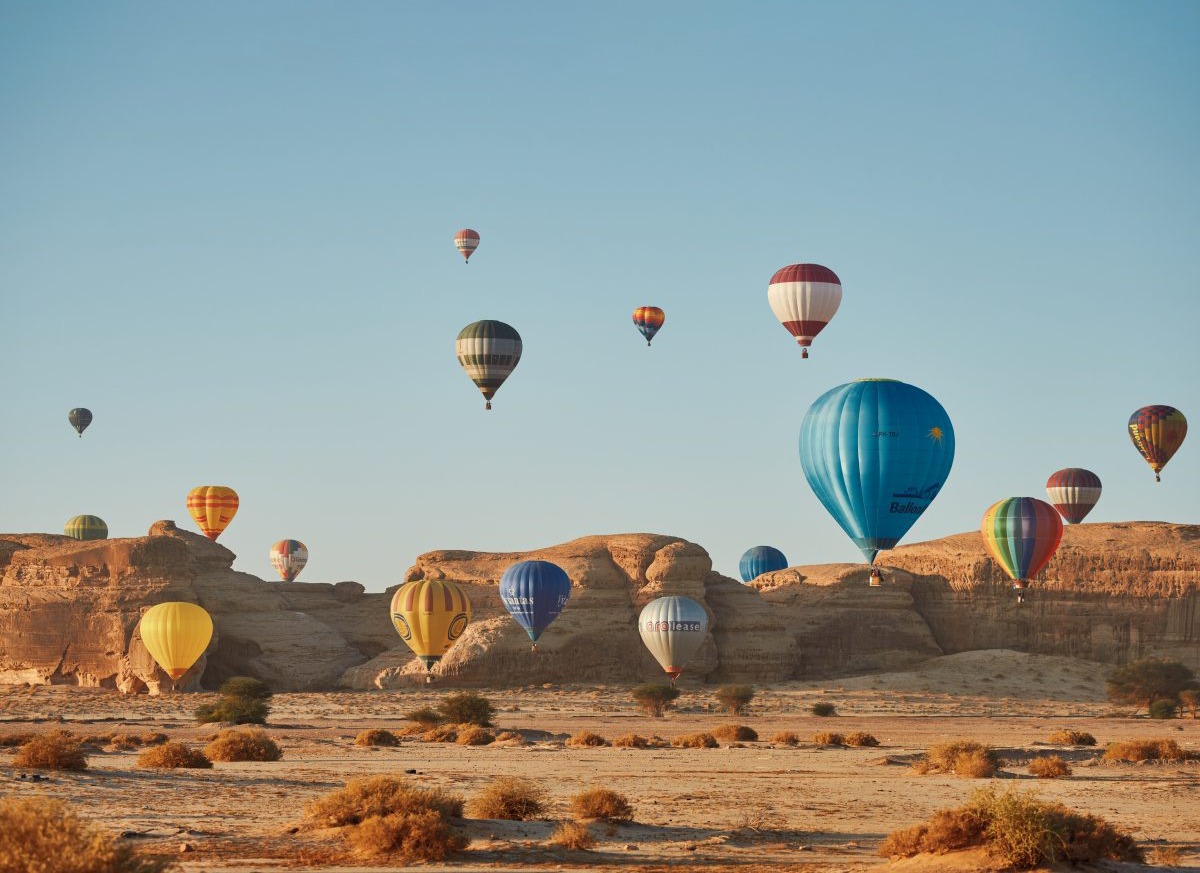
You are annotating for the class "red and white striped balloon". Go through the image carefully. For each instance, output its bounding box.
[767,263,842,359]
[1045,469,1101,525]
[454,228,480,263]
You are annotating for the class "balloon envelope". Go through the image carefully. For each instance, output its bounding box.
[186,486,239,540]
[1128,406,1187,482]
[456,320,522,410]
[138,601,214,680]
[68,408,92,437]
[269,539,309,582]
[980,497,1063,589]
[390,579,472,671]
[499,560,572,644]
[638,596,708,680]
[632,306,665,346]
[454,228,480,262]
[799,378,955,564]
[64,515,107,541]
[1045,468,1101,524]
[767,263,842,357]
[739,546,788,583]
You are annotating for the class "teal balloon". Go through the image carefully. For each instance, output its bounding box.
[799,378,955,564]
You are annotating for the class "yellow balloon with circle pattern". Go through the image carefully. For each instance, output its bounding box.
[389,579,471,673]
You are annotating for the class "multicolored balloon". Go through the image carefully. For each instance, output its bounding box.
[456,320,522,410]
[738,546,788,583]
[186,486,239,541]
[1045,468,1101,524]
[499,560,572,650]
[980,497,1063,602]
[1128,406,1187,482]
[138,601,214,681]
[768,263,842,359]
[269,539,309,582]
[638,595,708,683]
[390,579,472,677]
[64,515,107,541]
[454,228,480,263]
[632,306,665,347]
[799,379,954,573]
[68,408,92,437]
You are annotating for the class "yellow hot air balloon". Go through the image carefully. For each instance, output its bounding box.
[390,579,471,678]
[186,485,239,540]
[138,601,214,681]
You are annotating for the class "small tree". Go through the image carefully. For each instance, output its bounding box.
[631,684,679,717]
[196,676,273,724]
[714,684,755,715]
[1179,689,1199,719]
[1105,659,1196,713]
[1148,699,1178,720]
[437,692,494,727]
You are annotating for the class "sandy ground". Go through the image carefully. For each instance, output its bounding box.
[1,650,1197,873]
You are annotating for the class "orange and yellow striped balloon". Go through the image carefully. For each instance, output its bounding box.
[186,485,239,540]
[389,579,472,672]
[138,601,214,680]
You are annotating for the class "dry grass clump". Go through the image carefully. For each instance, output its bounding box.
[405,706,442,727]
[84,731,170,751]
[421,724,459,743]
[0,731,35,748]
[672,732,718,748]
[712,724,758,742]
[493,730,525,744]
[1101,738,1193,763]
[355,729,399,747]
[913,739,1001,778]
[810,702,838,717]
[845,731,880,747]
[566,731,610,747]
[306,776,464,827]
[812,731,845,746]
[1046,729,1096,746]
[771,731,801,745]
[1028,756,1071,778]
[879,785,1142,868]
[466,776,547,821]
[569,787,634,823]
[612,733,668,748]
[732,803,784,835]
[137,742,212,769]
[345,810,467,861]
[203,728,282,762]
[549,820,596,850]
[437,692,494,727]
[455,726,495,746]
[12,730,88,771]
[0,796,175,872]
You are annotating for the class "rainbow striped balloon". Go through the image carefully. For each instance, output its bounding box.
[1128,405,1187,482]
[980,497,1062,599]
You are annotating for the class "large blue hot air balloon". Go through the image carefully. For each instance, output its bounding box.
[739,546,788,583]
[499,560,572,651]
[799,378,954,584]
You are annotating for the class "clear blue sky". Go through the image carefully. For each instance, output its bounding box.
[3,1,1197,590]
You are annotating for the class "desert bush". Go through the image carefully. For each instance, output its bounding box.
[194,697,269,725]
[1148,698,1179,719]
[306,776,464,827]
[466,776,546,821]
[1148,846,1184,867]
[203,728,282,762]
[437,692,494,727]
[1046,729,1096,746]
[493,730,525,744]
[1101,738,1192,763]
[714,684,755,715]
[405,706,442,726]
[549,820,596,850]
[566,731,610,747]
[732,803,783,835]
[0,732,35,748]
[771,731,801,745]
[13,730,88,771]
[612,733,667,748]
[631,683,679,717]
[812,731,845,746]
[346,810,466,861]
[845,732,880,747]
[914,739,1000,778]
[139,732,169,746]
[712,724,758,742]
[1028,756,1071,779]
[569,787,633,823]
[137,742,212,769]
[355,729,399,747]
[421,724,459,743]
[672,732,718,748]
[0,796,175,873]
[810,702,837,717]
[1180,689,1199,719]
[217,676,272,701]
[1106,658,1196,711]
[455,726,495,746]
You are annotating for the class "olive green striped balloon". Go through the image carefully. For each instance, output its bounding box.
[64,515,108,541]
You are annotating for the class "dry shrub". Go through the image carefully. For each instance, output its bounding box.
[1028,756,1071,779]
[493,730,525,744]
[405,706,442,727]
[810,702,837,717]
[0,732,35,748]
[566,731,610,747]
[732,802,784,835]
[466,776,546,821]
[915,739,1000,777]
[13,730,88,771]
[346,810,467,861]
[569,787,633,823]
[0,796,174,872]
[137,742,212,769]
[203,728,282,762]
[549,820,596,850]
[355,729,399,747]
[455,726,495,746]
[812,731,845,746]
[437,692,494,727]
[1149,846,1184,867]
[771,731,801,745]
[307,776,463,827]
[612,733,667,748]
[421,724,459,743]
[672,732,718,748]
[712,724,758,742]
[1047,729,1096,746]
[845,732,880,747]
[1101,738,1192,762]
[139,732,169,746]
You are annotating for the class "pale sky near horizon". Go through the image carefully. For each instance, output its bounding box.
[2,1,1197,591]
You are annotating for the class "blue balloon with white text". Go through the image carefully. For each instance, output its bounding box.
[499,560,572,645]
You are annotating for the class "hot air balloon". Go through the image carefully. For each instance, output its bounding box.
[454,228,480,263]
[632,306,665,347]
[799,378,954,586]
[269,539,309,582]
[768,263,842,359]
[456,320,522,410]
[68,408,92,437]
[64,515,107,541]
[980,497,1063,603]
[499,560,572,651]
[1045,468,1101,524]
[1128,406,1187,482]
[138,601,214,682]
[186,486,239,540]
[638,596,708,683]
[390,579,471,680]
[738,546,788,583]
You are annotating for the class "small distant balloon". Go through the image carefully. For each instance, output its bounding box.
[68,408,92,437]
[456,320,522,410]
[186,486,239,540]
[64,515,107,541]
[767,263,842,359]
[499,560,572,650]
[739,546,788,583]
[980,497,1063,602]
[1045,468,1101,524]
[390,579,472,675]
[138,601,214,681]
[269,539,309,582]
[454,228,480,263]
[638,595,708,682]
[1128,406,1187,482]
[632,306,665,347]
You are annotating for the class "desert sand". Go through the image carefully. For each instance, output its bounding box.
[2,650,1197,872]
